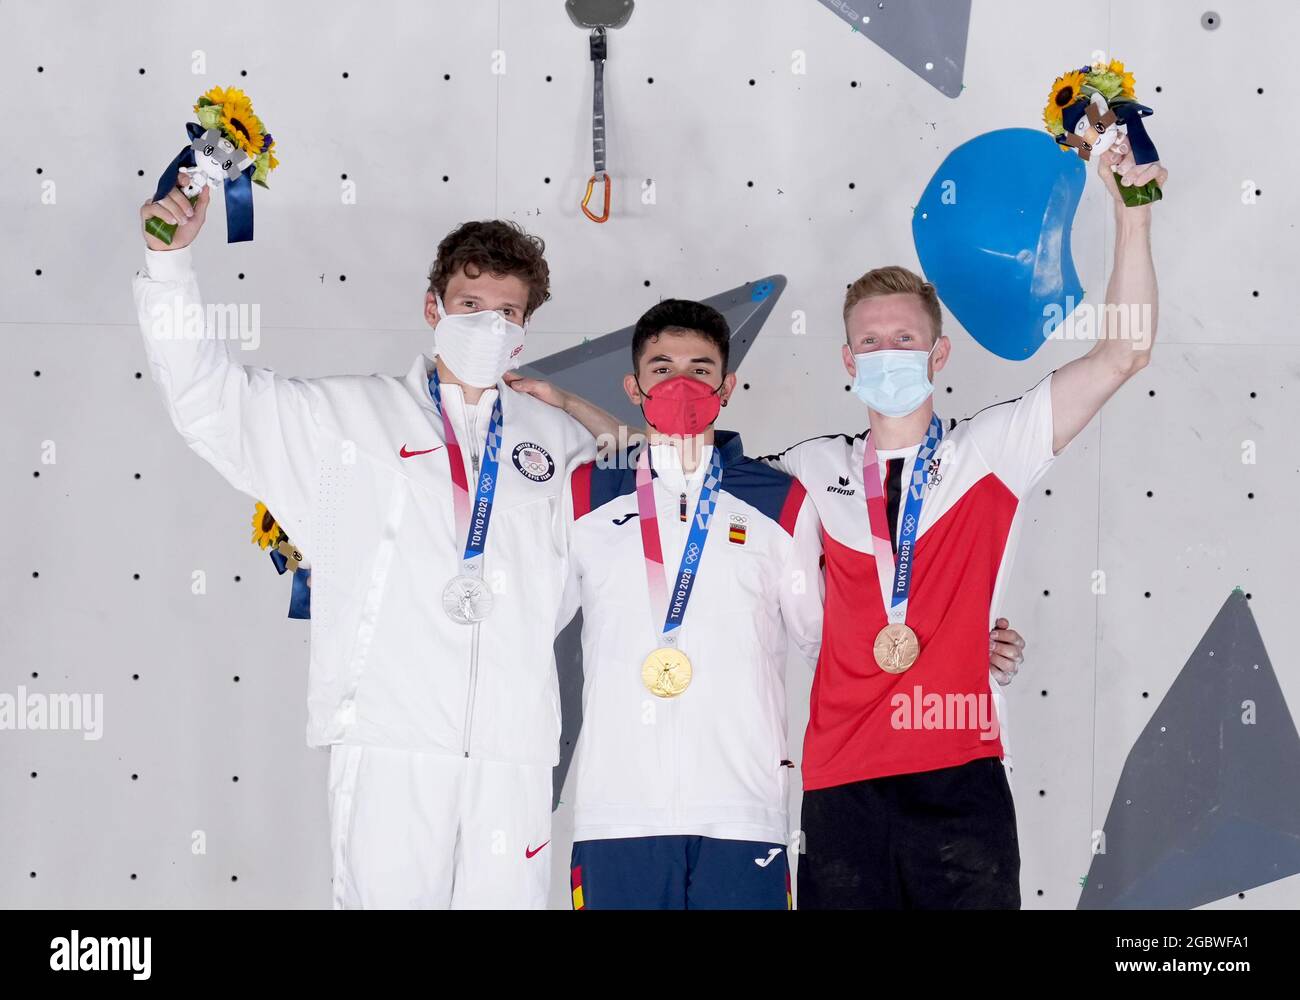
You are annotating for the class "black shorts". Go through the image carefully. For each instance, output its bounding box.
[797,755,1021,909]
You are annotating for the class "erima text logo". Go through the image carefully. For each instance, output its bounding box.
[826,475,855,496]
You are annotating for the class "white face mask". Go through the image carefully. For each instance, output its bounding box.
[433,294,527,388]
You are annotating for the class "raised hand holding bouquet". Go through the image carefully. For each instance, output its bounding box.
[145,85,278,245]
[1043,59,1162,207]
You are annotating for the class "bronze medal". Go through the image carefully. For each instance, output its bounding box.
[874,623,920,674]
[641,647,693,698]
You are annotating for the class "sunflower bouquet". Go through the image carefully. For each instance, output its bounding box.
[252,502,311,619]
[1043,59,1162,208]
[145,85,280,246]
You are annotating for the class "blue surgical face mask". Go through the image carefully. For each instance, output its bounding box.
[851,342,938,417]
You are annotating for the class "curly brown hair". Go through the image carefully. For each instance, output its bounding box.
[426,220,551,319]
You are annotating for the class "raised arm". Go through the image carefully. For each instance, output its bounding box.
[1049,139,1166,455]
[135,171,323,552]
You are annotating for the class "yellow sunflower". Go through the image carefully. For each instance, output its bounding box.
[251,116,278,166]
[1107,58,1137,97]
[251,501,281,549]
[1043,69,1088,133]
[219,103,266,161]
[195,85,253,117]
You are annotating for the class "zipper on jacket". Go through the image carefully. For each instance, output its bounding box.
[463,620,482,757]
[462,398,483,757]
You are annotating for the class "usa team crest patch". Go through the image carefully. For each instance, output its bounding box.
[512,442,555,482]
[728,513,748,545]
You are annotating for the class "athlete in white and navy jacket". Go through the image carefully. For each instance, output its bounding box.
[548,300,823,909]
[136,182,593,908]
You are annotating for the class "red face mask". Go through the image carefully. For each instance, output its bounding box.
[637,374,724,436]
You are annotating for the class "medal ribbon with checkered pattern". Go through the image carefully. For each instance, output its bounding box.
[862,414,943,624]
[430,366,504,575]
[634,444,724,643]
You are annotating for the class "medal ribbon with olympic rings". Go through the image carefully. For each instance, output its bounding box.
[634,444,724,643]
[430,366,504,576]
[861,414,944,624]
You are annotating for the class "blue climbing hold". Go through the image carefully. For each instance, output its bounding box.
[751,280,774,302]
[912,128,1086,361]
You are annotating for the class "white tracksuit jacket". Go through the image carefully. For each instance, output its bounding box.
[561,434,824,846]
[133,246,596,765]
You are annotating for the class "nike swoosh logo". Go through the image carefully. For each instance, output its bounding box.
[611,512,639,526]
[399,444,444,458]
[754,848,782,868]
[525,840,550,859]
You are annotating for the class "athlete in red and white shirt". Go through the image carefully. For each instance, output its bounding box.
[762,375,1054,788]
[762,138,1165,908]
[528,138,1161,909]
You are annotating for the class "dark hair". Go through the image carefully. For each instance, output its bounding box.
[631,299,731,372]
[427,220,550,319]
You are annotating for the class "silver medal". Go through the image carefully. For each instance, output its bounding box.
[442,573,493,624]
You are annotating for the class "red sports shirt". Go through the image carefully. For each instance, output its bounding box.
[763,373,1059,789]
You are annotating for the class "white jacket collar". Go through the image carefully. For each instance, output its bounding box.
[407,354,503,416]
[649,442,713,494]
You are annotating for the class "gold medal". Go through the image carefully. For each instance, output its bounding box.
[641,647,693,698]
[874,623,920,674]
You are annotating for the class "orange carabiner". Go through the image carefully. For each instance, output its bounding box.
[581,173,612,223]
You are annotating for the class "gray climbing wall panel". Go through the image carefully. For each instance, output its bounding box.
[1079,591,1300,909]
[813,0,971,97]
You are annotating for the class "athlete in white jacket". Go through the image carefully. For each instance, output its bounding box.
[556,299,823,908]
[135,174,595,908]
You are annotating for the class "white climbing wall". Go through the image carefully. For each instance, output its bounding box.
[1,0,1296,909]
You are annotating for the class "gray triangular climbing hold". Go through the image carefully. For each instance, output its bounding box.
[1078,590,1300,908]
[813,0,970,99]
[517,275,783,429]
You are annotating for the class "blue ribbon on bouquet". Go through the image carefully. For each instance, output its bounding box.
[151,121,256,243]
[268,546,312,620]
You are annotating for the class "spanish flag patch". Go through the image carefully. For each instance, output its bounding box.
[728,512,748,545]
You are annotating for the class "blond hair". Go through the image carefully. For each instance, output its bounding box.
[843,266,942,345]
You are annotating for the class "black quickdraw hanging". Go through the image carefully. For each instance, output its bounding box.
[567,0,634,223]
[583,28,611,223]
